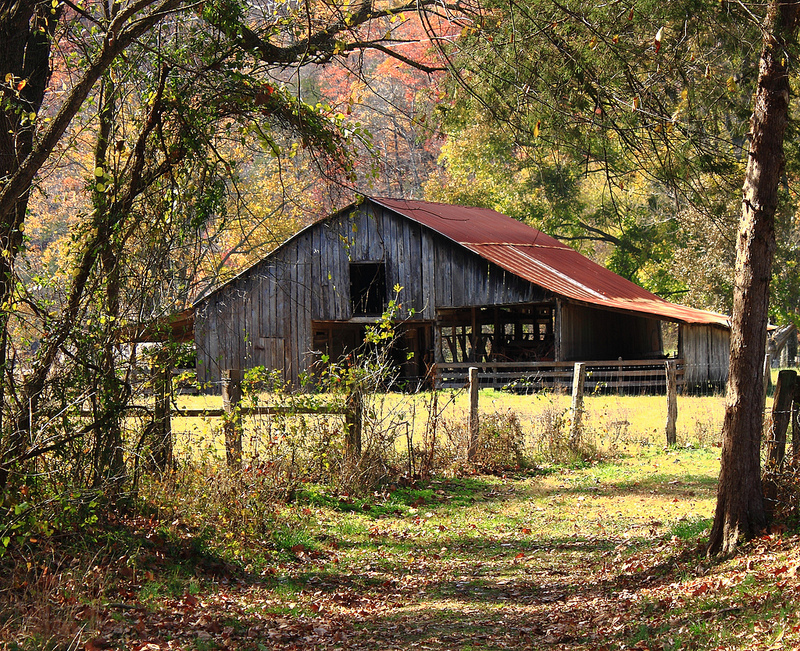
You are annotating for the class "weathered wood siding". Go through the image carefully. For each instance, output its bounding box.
[194,202,551,388]
[560,303,662,361]
[195,235,315,388]
[680,324,730,385]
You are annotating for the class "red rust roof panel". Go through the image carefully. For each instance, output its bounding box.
[372,197,729,327]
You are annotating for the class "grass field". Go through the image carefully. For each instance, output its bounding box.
[11,441,800,650]
[169,388,728,463]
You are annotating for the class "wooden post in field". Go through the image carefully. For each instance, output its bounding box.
[345,388,363,459]
[764,369,796,519]
[793,380,800,465]
[569,362,586,446]
[665,360,678,446]
[468,366,479,462]
[151,347,173,470]
[222,369,243,468]
[763,353,773,409]
[767,369,796,469]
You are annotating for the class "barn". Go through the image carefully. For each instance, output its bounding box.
[193,197,730,391]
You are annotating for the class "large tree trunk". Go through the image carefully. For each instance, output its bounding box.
[0,1,60,490]
[707,0,800,557]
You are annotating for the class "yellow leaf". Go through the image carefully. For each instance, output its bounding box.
[726,76,738,93]
[534,120,541,138]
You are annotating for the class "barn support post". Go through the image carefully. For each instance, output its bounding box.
[554,299,563,362]
[665,360,678,446]
[345,387,363,460]
[222,369,244,469]
[470,308,478,362]
[151,347,173,471]
[569,362,586,446]
[468,366,479,462]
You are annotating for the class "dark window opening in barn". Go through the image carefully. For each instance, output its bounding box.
[350,262,386,316]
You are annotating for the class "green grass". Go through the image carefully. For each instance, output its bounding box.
[17,386,800,650]
[10,439,800,650]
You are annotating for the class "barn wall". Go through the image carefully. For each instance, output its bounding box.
[305,204,549,320]
[560,304,663,361]
[680,324,730,385]
[195,231,315,388]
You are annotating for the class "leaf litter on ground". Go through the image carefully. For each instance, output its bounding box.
[4,447,800,650]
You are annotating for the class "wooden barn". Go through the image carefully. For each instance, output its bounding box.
[193,197,730,390]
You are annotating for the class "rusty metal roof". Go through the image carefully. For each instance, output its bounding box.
[372,197,729,327]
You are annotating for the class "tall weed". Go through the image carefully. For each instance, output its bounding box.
[529,403,597,464]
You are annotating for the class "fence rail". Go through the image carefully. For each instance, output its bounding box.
[171,405,350,418]
[434,359,685,391]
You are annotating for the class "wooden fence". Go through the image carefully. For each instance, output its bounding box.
[464,360,682,455]
[147,369,359,470]
[434,359,686,391]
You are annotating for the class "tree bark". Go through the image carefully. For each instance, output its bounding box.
[707,0,800,557]
[0,1,61,490]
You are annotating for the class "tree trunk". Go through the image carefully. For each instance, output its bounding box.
[707,0,800,557]
[0,1,61,490]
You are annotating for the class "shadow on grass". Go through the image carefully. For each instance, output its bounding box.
[527,471,718,500]
[294,474,545,519]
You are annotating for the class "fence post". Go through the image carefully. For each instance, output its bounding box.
[665,360,678,446]
[151,347,173,470]
[222,369,243,469]
[570,362,586,445]
[468,366,479,462]
[767,369,796,469]
[793,380,800,465]
[345,387,363,460]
